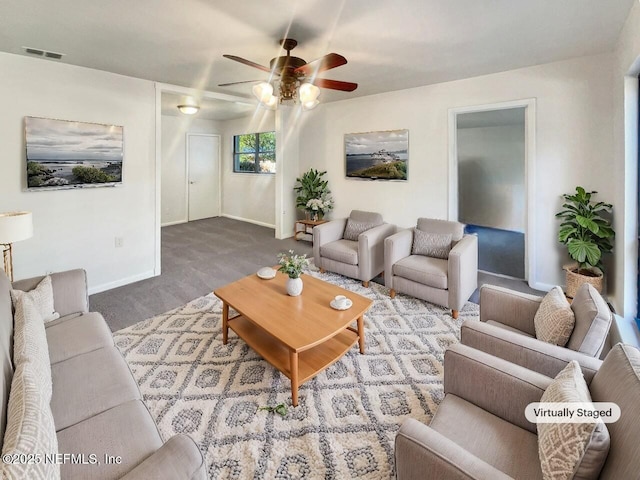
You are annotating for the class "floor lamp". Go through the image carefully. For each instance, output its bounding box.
[0,212,33,282]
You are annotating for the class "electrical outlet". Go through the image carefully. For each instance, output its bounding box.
[114,237,124,248]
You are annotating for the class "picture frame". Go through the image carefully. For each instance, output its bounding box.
[345,129,408,181]
[25,116,124,191]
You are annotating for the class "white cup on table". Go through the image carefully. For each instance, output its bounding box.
[334,295,348,308]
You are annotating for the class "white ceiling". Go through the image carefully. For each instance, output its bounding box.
[0,0,634,104]
[457,108,525,129]
[161,93,254,121]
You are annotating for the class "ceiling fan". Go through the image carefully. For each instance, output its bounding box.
[219,38,357,109]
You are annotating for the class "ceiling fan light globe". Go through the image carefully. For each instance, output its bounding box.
[302,99,320,110]
[264,95,277,108]
[299,83,320,103]
[252,82,273,103]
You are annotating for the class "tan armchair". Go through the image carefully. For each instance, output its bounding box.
[313,210,396,286]
[384,218,477,318]
[395,342,640,479]
[461,283,612,380]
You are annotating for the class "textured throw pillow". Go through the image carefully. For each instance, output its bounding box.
[1,361,60,480]
[343,219,377,241]
[12,296,53,401]
[411,229,452,259]
[10,275,59,323]
[567,283,612,357]
[537,361,610,480]
[534,286,575,346]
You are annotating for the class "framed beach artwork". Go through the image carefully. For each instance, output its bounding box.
[25,116,123,191]
[345,129,408,180]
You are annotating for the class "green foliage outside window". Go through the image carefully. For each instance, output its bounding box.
[233,132,276,173]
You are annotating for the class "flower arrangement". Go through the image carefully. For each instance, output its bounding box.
[305,195,334,217]
[294,169,334,219]
[277,250,310,279]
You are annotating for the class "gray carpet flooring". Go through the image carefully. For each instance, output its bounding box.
[91,217,542,332]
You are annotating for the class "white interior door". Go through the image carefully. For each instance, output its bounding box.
[187,134,220,221]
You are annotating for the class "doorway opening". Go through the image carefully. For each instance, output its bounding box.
[449,99,537,287]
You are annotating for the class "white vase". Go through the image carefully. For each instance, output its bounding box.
[286,276,303,296]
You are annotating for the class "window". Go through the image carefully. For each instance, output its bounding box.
[233,131,276,173]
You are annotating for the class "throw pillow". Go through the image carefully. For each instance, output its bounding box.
[1,361,60,480]
[537,361,610,480]
[411,229,452,259]
[10,275,59,323]
[12,296,53,401]
[567,283,612,357]
[534,286,575,347]
[343,219,377,241]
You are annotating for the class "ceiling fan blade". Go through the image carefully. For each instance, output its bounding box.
[223,54,273,73]
[218,80,263,87]
[312,78,358,92]
[294,53,347,76]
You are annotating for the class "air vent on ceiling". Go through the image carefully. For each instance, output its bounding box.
[22,46,66,60]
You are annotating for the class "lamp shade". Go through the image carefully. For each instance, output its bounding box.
[299,83,320,103]
[0,212,33,244]
[177,105,200,115]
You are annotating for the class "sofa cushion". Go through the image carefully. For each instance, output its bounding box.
[430,394,542,479]
[51,346,141,431]
[57,400,163,480]
[411,229,452,259]
[538,361,610,480]
[486,320,535,338]
[393,255,448,289]
[534,286,575,347]
[13,296,52,401]
[320,239,359,265]
[1,361,60,480]
[567,283,612,357]
[417,218,464,242]
[46,312,114,365]
[10,275,59,323]
[12,269,89,318]
[0,272,14,452]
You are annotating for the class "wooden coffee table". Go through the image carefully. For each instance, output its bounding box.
[214,271,372,406]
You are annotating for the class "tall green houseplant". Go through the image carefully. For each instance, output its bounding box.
[556,186,614,296]
[294,168,334,218]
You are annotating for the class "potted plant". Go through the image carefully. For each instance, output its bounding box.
[278,250,310,296]
[556,186,614,297]
[294,169,334,220]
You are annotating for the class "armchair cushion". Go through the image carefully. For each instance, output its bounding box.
[393,255,448,289]
[486,320,534,338]
[319,239,359,265]
[534,286,575,347]
[538,361,610,480]
[567,283,612,357]
[411,229,452,259]
[417,218,464,241]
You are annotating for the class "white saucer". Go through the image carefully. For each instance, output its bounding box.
[257,267,277,280]
[330,298,353,310]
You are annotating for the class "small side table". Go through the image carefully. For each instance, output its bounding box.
[295,219,327,243]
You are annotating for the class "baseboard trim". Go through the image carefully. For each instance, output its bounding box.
[88,270,156,295]
[221,214,275,229]
[478,269,525,281]
[161,219,187,227]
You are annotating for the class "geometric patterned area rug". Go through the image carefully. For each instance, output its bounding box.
[113,267,479,480]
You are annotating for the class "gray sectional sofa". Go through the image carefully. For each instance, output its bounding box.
[0,269,207,479]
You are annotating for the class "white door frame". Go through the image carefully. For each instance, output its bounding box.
[448,98,537,288]
[154,82,252,275]
[186,133,222,220]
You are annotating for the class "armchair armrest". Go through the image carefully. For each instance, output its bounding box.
[460,320,602,383]
[448,235,478,311]
[443,343,551,433]
[395,418,513,480]
[359,223,396,281]
[12,269,89,317]
[119,434,206,480]
[384,229,413,288]
[479,285,541,336]
[312,219,347,267]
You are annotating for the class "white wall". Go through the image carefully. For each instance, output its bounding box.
[299,53,614,291]
[0,52,156,293]
[220,111,276,227]
[457,124,525,231]
[161,114,222,225]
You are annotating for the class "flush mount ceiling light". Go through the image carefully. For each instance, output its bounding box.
[219,38,357,111]
[177,104,200,115]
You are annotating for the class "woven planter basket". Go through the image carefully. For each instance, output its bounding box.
[564,264,603,299]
